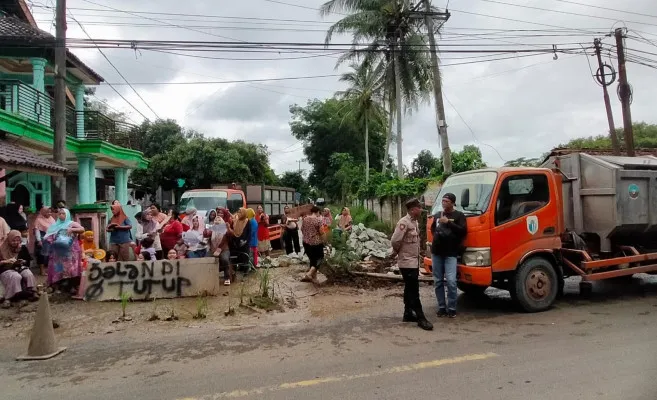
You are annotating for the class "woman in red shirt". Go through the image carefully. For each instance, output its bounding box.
[159,210,183,256]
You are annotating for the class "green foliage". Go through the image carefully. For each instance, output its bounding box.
[289,97,386,198]
[504,157,542,167]
[120,292,130,319]
[367,220,393,235]
[560,122,657,150]
[409,150,441,179]
[325,153,365,204]
[357,170,393,199]
[193,293,208,320]
[130,121,278,194]
[375,178,430,198]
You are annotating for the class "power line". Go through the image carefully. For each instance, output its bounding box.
[544,0,657,20]
[442,93,506,163]
[68,11,159,120]
[77,0,339,60]
[475,0,657,28]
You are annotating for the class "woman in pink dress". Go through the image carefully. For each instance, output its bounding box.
[44,208,85,294]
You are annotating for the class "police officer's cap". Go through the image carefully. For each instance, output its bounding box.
[405,198,423,210]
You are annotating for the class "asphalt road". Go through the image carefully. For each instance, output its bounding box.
[2,277,657,400]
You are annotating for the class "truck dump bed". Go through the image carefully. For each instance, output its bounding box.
[542,152,657,252]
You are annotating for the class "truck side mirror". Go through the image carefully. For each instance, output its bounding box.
[460,188,470,209]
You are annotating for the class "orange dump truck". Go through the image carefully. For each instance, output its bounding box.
[423,152,657,312]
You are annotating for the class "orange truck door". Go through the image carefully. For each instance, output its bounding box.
[489,171,560,272]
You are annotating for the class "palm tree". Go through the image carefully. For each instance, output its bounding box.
[337,62,387,182]
[321,0,433,178]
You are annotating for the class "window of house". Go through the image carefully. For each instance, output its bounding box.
[495,174,549,226]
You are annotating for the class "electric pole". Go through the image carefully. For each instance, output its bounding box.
[614,28,635,156]
[419,1,452,174]
[593,38,620,155]
[54,0,67,201]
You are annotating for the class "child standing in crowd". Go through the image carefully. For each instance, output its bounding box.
[140,237,157,261]
[174,238,188,259]
[105,251,118,263]
[246,208,259,267]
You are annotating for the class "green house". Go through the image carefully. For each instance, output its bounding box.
[0,1,148,209]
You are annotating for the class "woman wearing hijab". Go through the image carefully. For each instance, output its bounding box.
[5,203,27,232]
[338,207,353,233]
[160,210,183,256]
[246,208,259,267]
[44,208,85,292]
[0,230,38,307]
[107,204,134,261]
[183,215,208,258]
[0,214,10,244]
[34,205,55,275]
[181,207,199,230]
[255,205,271,258]
[229,208,252,277]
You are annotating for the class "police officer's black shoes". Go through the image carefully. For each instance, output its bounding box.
[417,318,433,331]
[403,310,418,322]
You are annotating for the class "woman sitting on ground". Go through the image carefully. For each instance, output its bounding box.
[0,230,38,308]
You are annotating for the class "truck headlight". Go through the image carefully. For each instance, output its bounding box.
[462,247,491,267]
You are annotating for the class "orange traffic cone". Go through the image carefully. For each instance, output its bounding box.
[16,292,67,360]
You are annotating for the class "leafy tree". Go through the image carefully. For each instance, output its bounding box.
[504,157,541,167]
[560,122,657,150]
[321,0,434,178]
[289,98,386,192]
[327,153,363,204]
[409,149,440,179]
[279,171,310,202]
[432,145,487,176]
[337,62,387,182]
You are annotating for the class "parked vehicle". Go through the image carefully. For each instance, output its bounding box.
[180,184,298,245]
[423,152,657,312]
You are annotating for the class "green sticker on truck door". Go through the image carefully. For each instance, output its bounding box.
[628,184,639,199]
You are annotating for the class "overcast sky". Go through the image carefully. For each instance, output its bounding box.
[29,0,657,174]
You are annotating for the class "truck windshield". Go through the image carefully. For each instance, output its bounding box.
[179,191,228,212]
[431,171,497,216]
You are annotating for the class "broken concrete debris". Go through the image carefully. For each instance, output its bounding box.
[348,224,392,260]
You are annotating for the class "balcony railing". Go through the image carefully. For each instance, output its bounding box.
[0,80,138,149]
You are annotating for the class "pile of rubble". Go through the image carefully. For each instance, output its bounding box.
[347,223,392,260]
[268,253,308,268]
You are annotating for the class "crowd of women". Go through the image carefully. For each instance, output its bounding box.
[0,199,356,308]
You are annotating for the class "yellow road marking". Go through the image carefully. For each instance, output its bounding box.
[177,352,498,399]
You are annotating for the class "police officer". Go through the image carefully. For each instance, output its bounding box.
[390,198,433,331]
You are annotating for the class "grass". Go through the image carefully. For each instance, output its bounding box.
[193,293,208,319]
[120,292,130,319]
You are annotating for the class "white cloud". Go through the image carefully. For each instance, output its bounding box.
[32,0,657,173]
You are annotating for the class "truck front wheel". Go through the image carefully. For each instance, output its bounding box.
[514,257,558,312]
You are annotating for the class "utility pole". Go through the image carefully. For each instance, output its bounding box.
[614,28,635,156]
[593,38,620,155]
[298,160,302,174]
[54,0,67,201]
[419,1,452,174]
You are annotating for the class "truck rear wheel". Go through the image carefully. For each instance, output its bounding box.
[457,282,488,296]
[514,257,558,312]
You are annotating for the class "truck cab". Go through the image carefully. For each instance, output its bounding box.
[425,167,564,311]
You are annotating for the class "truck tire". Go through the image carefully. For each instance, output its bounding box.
[457,282,488,296]
[513,257,558,312]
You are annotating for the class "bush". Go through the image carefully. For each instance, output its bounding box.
[367,221,393,235]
